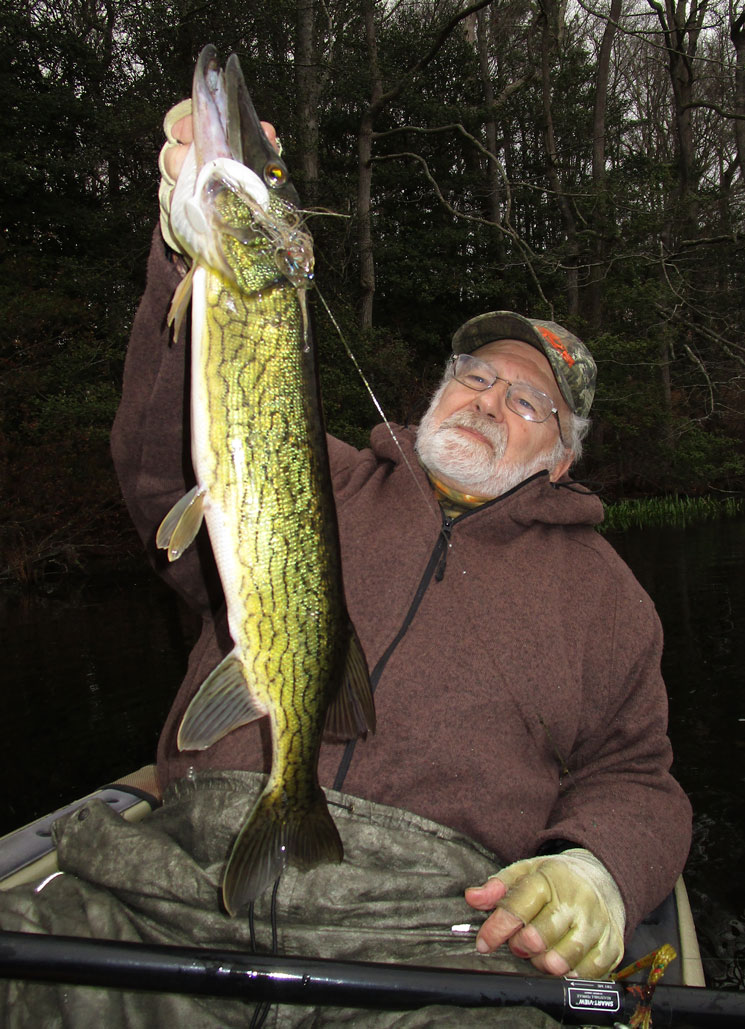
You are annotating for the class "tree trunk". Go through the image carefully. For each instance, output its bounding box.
[730,9,745,183]
[358,0,383,331]
[648,0,708,231]
[356,0,495,330]
[538,0,579,316]
[586,0,622,333]
[295,0,322,205]
[647,0,707,449]
[476,7,502,230]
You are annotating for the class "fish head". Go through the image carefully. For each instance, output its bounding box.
[170,45,313,294]
[223,52,300,211]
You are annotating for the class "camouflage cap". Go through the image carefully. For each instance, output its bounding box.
[451,311,596,418]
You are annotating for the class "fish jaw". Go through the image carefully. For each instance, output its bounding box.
[170,151,270,272]
[193,44,298,207]
[169,41,300,276]
[191,44,231,168]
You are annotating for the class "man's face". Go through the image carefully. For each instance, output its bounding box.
[415,339,573,498]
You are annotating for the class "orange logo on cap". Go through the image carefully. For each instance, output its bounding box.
[537,326,575,366]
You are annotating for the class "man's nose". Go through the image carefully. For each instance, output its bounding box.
[472,381,507,419]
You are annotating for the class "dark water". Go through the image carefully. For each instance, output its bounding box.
[2,519,744,989]
[0,576,192,833]
[610,517,745,990]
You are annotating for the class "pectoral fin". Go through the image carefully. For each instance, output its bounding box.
[167,262,196,341]
[178,649,268,751]
[156,485,206,561]
[324,627,376,741]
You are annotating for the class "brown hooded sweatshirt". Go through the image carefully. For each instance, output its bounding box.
[111,229,692,940]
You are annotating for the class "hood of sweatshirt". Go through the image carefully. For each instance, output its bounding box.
[366,421,605,536]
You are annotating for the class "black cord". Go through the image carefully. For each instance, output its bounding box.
[553,478,605,495]
[269,875,281,952]
[248,876,283,1029]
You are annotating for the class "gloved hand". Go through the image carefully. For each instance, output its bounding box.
[158,98,194,255]
[465,848,625,978]
[156,98,280,256]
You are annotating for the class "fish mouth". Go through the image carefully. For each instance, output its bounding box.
[193,45,300,207]
[171,46,310,284]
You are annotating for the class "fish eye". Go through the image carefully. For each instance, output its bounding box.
[264,162,287,188]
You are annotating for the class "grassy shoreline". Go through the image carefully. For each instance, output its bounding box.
[602,495,745,532]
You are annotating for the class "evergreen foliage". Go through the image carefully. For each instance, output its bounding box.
[2,0,744,582]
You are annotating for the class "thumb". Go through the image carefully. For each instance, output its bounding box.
[465,875,508,911]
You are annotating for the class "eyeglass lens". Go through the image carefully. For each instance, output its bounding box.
[451,354,555,423]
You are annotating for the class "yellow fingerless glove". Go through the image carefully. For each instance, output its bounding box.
[494,848,626,978]
[158,98,193,255]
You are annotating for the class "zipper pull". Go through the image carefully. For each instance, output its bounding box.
[435,518,453,582]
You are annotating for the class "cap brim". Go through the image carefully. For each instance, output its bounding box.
[451,312,548,359]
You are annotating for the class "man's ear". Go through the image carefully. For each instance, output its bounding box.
[550,450,574,482]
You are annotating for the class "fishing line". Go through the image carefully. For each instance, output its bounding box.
[286,204,468,574]
[316,289,441,527]
[248,994,271,1028]
[315,288,469,577]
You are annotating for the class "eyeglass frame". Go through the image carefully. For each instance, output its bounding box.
[448,353,568,449]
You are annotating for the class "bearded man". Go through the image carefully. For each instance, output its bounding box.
[107,104,692,1008]
[416,329,588,500]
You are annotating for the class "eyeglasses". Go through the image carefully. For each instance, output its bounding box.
[449,353,567,448]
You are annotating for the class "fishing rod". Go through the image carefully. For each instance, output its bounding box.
[0,930,743,1027]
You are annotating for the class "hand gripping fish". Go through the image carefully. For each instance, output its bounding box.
[156,45,375,915]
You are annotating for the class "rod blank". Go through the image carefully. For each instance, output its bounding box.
[1,930,744,1027]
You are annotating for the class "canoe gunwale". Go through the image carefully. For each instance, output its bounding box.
[0,765,160,892]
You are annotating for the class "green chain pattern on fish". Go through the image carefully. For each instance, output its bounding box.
[157,46,374,915]
[199,186,348,889]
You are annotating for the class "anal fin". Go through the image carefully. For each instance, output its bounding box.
[178,649,268,751]
[324,626,376,741]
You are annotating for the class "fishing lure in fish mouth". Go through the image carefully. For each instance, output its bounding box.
[156,44,375,915]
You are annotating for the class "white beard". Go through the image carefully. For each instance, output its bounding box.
[415,381,567,498]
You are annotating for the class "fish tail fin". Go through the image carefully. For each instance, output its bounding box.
[324,626,376,740]
[222,788,343,916]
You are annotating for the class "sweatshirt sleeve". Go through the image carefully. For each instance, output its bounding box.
[111,226,222,615]
[535,567,692,940]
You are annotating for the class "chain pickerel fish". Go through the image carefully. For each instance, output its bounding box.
[156,45,375,915]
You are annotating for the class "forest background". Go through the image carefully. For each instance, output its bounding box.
[2,0,745,584]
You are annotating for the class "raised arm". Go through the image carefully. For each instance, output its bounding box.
[111,102,280,614]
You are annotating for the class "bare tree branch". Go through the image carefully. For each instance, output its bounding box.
[370,149,554,311]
